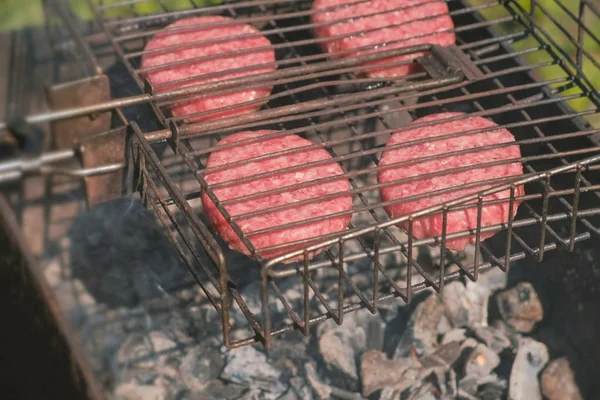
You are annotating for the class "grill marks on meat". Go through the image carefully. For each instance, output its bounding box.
[201,130,353,262]
[311,0,456,78]
[142,16,276,123]
[377,112,524,251]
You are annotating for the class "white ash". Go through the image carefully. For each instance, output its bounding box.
[40,193,583,400]
[318,327,365,392]
[442,281,490,329]
[509,338,549,400]
[392,292,446,359]
[220,346,288,400]
[540,357,583,400]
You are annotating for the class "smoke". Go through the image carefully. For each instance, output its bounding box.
[68,196,191,309]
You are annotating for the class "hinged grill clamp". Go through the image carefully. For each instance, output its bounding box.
[418,44,485,81]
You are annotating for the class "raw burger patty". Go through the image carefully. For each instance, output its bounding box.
[378,112,524,250]
[312,0,455,78]
[142,16,275,123]
[201,130,353,261]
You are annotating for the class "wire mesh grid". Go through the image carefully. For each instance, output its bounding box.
[62,0,600,348]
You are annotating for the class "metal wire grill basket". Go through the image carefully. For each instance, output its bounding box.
[3,0,600,349]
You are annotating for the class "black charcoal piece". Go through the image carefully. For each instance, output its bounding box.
[393,293,445,359]
[419,341,463,370]
[495,282,543,333]
[442,281,490,329]
[290,376,314,400]
[360,350,421,398]
[220,346,287,400]
[179,345,224,393]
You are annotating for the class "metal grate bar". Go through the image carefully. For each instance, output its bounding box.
[40,0,600,348]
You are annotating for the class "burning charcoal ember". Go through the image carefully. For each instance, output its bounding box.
[236,279,308,327]
[114,382,169,400]
[464,344,500,378]
[220,346,288,400]
[290,377,314,400]
[441,328,467,345]
[360,350,421,397]
[68,198,190,308]
[540,357,583,400]
[473,326,511,353]
[318,324,365,391]
[495,282,543,333]
[393,294,445,359]
[509,338,549,400]
[304,362,333,400]
[442,281,490,329]
[179,345,225,392]
[419,341,463,370]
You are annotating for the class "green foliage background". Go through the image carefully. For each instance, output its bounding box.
[468,0,600,127]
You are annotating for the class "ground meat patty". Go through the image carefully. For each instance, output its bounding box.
[142,16,275,123]
[201,130,353,262]
[378,112,524,251]
[311,0,455,78]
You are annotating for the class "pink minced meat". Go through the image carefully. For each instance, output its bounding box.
[378,112,524,251]
[201,130,353,262]
[311,0,456,78]
[142,16,276,123]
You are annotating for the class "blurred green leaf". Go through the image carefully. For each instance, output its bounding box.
[0,0,223,30]
[0,0,45,30]
[469,0,599,126]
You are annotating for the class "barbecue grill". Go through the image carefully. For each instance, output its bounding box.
[2,0,600,390]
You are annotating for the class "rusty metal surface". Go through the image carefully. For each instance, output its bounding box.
[80,127,128,208]
[0,195,104,400]
[46,74,112,151]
